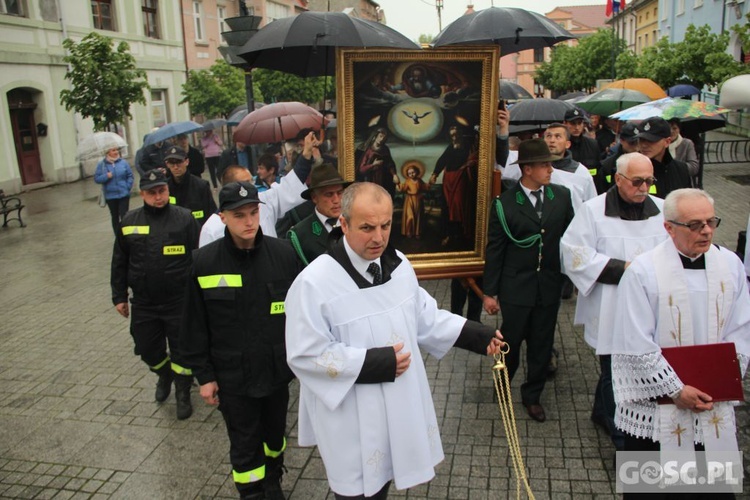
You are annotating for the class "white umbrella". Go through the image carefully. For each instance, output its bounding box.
[77,132,128,161]
[719,74,750,109]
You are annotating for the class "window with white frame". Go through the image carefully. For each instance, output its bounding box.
[218,5,227,38]
[694,0,703,7]
[151,90,169,128]
[677,0,685,15]
[193,1,205,41]
[661,0,669,20]
[0,0,24,16]
[266,1,290,22]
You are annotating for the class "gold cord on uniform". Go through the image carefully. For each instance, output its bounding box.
[492,343,535,499]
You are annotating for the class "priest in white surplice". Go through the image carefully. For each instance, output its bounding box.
[610,189,750,476]
[285,183,504,499]
[560,152,668,450]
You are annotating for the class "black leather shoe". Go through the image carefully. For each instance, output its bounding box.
[524,403,546,422]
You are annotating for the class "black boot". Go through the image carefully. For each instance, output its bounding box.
[152,364,173,403]
[174,374,193,420]
[264,455,286,500]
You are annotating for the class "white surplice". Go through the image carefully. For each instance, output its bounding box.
[560,193,667,353]
[610,240,750,442]
[284,251,466,497]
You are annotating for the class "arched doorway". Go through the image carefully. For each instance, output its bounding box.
[7,88,44,185]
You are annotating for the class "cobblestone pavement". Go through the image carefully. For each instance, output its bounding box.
[1,136,749,499]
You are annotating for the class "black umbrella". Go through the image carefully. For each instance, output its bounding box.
[509,98,577,125]
[556,91,587,101]
[431,7,574,55]
[499,80,534,101]
[238,12,421,77]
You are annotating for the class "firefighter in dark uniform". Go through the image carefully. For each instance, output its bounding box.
[181,181,302,500]
[164,145,217,228]
[111,169,200,420]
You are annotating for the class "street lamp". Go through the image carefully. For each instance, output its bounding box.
[436,0,444,32]
[219,15,262,115]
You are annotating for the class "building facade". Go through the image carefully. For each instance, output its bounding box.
[0,0,188,193]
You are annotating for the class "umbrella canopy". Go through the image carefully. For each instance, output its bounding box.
[499,80,534,101]
[233,101,328,145]
[575,88,652,117]
[509,98,577,125]
[144,121,203,146]
[610,97,730,134]
[603,79,667,100]
[238,12,420,77]
[431,7,574,55]
[76,132,128,161]
[227,103,266,126]
[667,84,701,98]
[719,74,750,109]
[556,91,587,101]
[202,118,227,131]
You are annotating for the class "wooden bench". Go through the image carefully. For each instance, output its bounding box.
[0,189,26,228]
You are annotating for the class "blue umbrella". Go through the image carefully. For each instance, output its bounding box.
[143,121,203,146]
[667,84,700,98]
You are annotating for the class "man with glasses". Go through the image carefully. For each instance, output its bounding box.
[634,117,692,198]
[164,145,216,228]
[610,189,750,493]
[561,152,668,450]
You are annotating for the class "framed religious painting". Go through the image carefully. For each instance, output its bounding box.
[336,46,500,279]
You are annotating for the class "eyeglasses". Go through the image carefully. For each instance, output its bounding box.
[668,217,721,232]
[618,173,657,187]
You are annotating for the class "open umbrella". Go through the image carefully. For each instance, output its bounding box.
[431,7,574,55]
[667,84,701,98]
[76,131,128,161]
[202,118,227,131]
[238,12,421,78]
[233,101,328,145]
[610,97,730,134]
[499,80,534,101]
[603,79,667,100]
[556,91,587,101]
[227,103,265,126]
[144,121,203,146]
[575,88,651,117]
[719,74,750,109]
[509,98,576,125]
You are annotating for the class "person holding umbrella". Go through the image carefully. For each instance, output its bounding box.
[94,147,134,236]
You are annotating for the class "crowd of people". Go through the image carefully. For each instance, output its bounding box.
[97,106,749,499]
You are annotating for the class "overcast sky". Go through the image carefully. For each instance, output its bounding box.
[375,0,608,42]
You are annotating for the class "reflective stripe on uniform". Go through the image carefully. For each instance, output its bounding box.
[192,210,204,219]
[233,465,265,484]
[122,226,150,235]
[170,362,192,375]
[197,274,243,288]
[151,357,170,370]
[169,196,176,204]
[588,168,597,176]
[264,437,286,458]
[270,302,285,315]
[163,245,186,255]
[649,185,657,194]
[606,175,612,183]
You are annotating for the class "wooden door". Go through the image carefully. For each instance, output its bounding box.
[10,108,43,184]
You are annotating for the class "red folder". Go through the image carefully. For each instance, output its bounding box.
[657,342,744,404]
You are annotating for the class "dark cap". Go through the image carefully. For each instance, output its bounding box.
[619,122,639,143]
[295,128,315,142]
[634,117,671,142]
[301,164,352,200]
[219,181,264,211]
[511,138,562,165]
[140,169,168,190]
[564,107,586,122]
[163,145,187,162]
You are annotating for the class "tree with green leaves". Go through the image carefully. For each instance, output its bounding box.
[59,32,149,131]
[418,34,434,45]
[673,25,744,88]
[251,69,331,105]
[180,59,247,118]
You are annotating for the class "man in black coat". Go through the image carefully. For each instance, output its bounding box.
[287,163,351,265]
[217,141,255,182]
[164,146,217,228]
[482,139,575,423]
[598,122,640,191]
[181,182,302,500]
[564,108,603,191]
[635,117,692,199]
[175,134,205,178]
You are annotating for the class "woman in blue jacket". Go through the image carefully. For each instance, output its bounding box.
[95,147,134,235]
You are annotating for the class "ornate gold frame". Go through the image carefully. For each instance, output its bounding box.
[336,47,500,279]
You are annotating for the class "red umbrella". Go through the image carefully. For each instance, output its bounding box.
[233,102,328,144]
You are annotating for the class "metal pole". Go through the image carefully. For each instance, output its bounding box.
[436,0,444,32]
